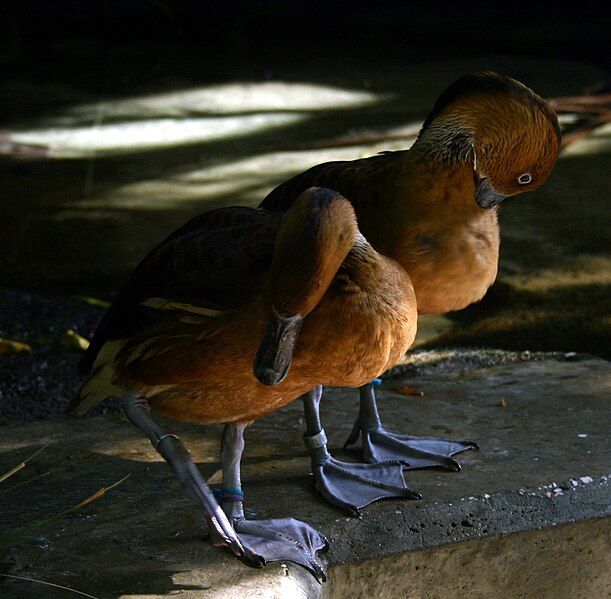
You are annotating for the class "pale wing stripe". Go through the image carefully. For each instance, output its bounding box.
[141,297,223,317]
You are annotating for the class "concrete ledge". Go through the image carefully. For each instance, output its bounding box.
[327,518,610,598]
[0,355,609,597]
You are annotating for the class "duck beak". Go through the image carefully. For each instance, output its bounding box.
[475,174,508,209]
[254,310,303,385]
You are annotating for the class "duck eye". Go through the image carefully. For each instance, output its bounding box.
[517,173,532,185]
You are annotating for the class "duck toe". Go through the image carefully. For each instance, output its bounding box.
[232,517,328,582]
[358,428,478,470]
[312,455,421,515]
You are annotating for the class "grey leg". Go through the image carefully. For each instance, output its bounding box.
[219,422,247,519]
[344,382,478,469]
[302,386,421,515]
[219,422,328,582]
[122,393,261,566]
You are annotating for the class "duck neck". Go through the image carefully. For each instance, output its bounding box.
[365,144,486,259]
[411,145,481,212]
[271,188,358,318]
[412,120,476,167]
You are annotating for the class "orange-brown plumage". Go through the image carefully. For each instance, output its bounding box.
[66,73,561,576]
[72,188,417,424]
[261,72,561,315]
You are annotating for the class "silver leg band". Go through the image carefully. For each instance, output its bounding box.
[154,433,180,450]
[304,428,328,450]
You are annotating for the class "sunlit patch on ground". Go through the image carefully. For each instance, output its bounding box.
[4,81,385,158]
[0,58,608,356]
[76,129,420,211]
[8,113,305,157]
[559,122,611,157]
[68,81,383,117]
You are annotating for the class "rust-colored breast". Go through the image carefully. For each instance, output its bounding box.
[127,252,417,425]
[397,212,500,314]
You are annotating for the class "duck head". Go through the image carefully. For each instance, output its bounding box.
[417,71,561,209]
[254,188,359,385]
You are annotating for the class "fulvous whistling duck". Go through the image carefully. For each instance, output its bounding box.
[70,187,419,580]
[260,72,561,481]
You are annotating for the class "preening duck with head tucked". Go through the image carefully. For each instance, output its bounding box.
[71,187,419,580]
[260,72,561,488]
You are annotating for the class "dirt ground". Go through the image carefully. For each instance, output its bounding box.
[1,54,609,358]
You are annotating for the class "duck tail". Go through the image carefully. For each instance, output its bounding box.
[68,340,125,415]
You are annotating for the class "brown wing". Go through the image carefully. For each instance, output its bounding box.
[78,206,280,375]
[260,151,406,212]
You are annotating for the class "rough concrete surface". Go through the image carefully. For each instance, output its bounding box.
[327,518,610,599]
[0,356,609,597]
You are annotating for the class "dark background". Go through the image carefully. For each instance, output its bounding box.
[1,1,608,118]
[0,1,609,359]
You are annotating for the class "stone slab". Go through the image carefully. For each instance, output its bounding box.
[0,356,609,597]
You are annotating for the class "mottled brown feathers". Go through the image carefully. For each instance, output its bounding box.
[78,206,281,375]
[260,72,559,314]
[72,187,417,423]
[261,151,406,214]
[421,71,560,142]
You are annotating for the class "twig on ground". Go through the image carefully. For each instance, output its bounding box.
[0,442,52,484]
[0,574,101,599]
[0,471,50,495]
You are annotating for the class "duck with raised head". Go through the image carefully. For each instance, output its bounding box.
[70,187,419,580]
[259,72,561,507]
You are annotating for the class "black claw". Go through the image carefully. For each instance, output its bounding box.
[448,458,461,472]
[238,548,266,569]
[343,419,361,449]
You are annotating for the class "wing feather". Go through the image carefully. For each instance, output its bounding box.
[260,151,405,212]
[78,206,279,375]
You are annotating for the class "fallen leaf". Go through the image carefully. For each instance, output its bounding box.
[0,443,51,484]
[498,399,507,408]
[72,295,111,308]
[393,385,424,397]
[0,337,31,354]
[60,474,130,516]
[63,329,90,351]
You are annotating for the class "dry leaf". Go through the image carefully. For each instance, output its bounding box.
[73,295,111,308]
[0,337,32,354]
[63,329,90,351]
[393,385,424,397]
[60,474,130,516]
[0,443,51,484]
[498,399,507,408]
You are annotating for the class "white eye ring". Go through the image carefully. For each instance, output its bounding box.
[518,173,532,185]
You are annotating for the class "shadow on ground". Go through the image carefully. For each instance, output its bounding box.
[0,355,609,597]
[1,55,609,358]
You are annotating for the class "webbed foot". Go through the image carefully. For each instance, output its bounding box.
[312,453,421,514]
[231,517,328,582]
[345,381,478,471]
[345,422,478,470]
